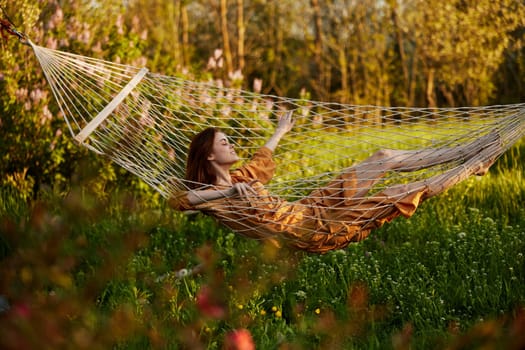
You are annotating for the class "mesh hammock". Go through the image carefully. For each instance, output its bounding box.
[29,41,525,253]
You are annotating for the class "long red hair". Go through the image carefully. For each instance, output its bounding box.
[185,127,219,189]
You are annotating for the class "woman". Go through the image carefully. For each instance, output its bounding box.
[169,112,500,253]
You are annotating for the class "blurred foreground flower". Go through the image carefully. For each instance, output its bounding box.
[224,329,255,350]
[196,285,226,319]
[11,302,30,319]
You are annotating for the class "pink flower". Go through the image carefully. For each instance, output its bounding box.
[224,329,255,350]
[253,78,263,93]
[12,302,30,319]
[196,286,226,319]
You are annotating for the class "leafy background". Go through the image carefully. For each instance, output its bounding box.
[1,0,524,349]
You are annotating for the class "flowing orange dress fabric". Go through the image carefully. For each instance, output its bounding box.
[169,147,428,253]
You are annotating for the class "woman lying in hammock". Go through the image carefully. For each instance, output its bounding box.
[169,112,501,253]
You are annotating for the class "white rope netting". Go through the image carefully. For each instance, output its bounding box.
[30,42,525,252]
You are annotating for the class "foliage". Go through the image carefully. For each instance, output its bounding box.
[1,144,524,349]
[1,2,525,347]
[405,0,525,106]
[0,0,154,199]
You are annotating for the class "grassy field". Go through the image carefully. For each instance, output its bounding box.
[0,143,524,349]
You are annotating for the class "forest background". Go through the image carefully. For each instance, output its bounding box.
[1,1,525,349]
[1,0,525,195]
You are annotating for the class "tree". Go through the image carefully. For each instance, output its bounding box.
[125,0,191,75]
[399,0,525,106]
[0,0,154,198]
[236,0,245,72]
[309,0,392,106]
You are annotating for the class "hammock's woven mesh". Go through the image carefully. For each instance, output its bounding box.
[30,42,524,248]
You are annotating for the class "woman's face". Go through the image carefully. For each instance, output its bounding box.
[207,131,239,165]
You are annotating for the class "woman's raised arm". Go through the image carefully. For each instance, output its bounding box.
[264,111,295,152]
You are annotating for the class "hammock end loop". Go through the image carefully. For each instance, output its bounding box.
[15,31,30,46]
[0,16,30,46]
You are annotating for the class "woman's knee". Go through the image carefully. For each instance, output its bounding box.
[372,149,394,160]
[382,183,409,197]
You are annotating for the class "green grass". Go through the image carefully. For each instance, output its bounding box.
[0,143,524,349]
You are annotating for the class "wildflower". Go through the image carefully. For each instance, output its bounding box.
[15,88,28,102]
[271,306,278,312]
[207,56,217,70]
[224,328,255,350]
[229,69,244,82]
[175,268,189,278]
[236,304,244,310]
[260,310,266,316]
[253,78,263,93]
[483,217,495,225]
[30,89,45,104]
[115,14,125,35]
[295,290,307,299]
[196,285,226,319]
[12,302,30,319]
[275,310,282,318]
[315,308,321,315]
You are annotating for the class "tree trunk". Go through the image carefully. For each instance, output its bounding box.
[267,0,284,95]
[426,68,436,107]
[389,0,409,105]
[310,0,326,99]
[338,46,349,104]
[180,1,190,67]
[220,0,233,74]
[236,0,245,72]
[439,84,455,107]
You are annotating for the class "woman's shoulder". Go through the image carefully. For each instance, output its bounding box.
[230,172,254,183]
[253,146,273,158]
[233,146,276,184]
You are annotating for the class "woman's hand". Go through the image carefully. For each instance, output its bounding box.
[275,110,295,135]
[229,180,258,199]
[264,111,295,151]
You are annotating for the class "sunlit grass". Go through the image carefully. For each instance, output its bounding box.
[0,142,524,349]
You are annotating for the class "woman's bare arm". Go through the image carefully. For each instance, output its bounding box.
[187,181,258,205]
[187,114,293,206]
[264,111,295,152]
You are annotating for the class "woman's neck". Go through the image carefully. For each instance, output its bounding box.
[211,164,233,186]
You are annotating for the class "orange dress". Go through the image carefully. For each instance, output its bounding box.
[169,147,428,253]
